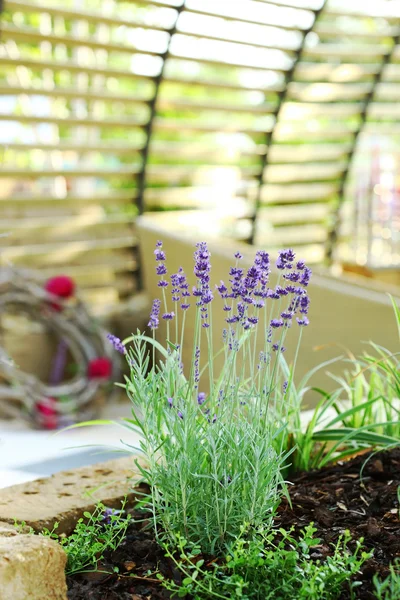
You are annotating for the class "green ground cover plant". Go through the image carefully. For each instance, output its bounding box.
[162,525,371,600]
[16,501,131,575]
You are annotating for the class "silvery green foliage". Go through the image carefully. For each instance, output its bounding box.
[117,241,311,554]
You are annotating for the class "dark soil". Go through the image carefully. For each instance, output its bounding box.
[67,447,400,600]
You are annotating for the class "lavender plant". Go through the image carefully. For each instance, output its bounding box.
[110,241,312,554]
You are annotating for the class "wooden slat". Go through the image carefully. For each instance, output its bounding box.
[281,101,362,118]
[0,84,150,107]
[315,22,397,39]
[157,97,277,114]
[260,182,338,202]
[254,222,327,244]
[176,21,298,54]
[40,257,137,279]
[269,143,351,163]
[164,73,284,93]
[364,122,400,135]
[288,81,372,101]
[274,124,356,140]
[382,64,400,81]
[369,103,400,118]
[258,202,330,224]
[154,117,272,134]
[3,141,144,155]
[0,23,164,58]
[0,113,146,129]
[0,167,140,178]
[0,214,134,231]
[4,0,169,32]
[168,50,290,74]
[295,62,380,81]
[376,83,400,99]
[1,237,137,263]
[144,185,251,206]
[324,4,400,20]
[0,56,154,82]
[150,140,263,158]
[147,164,261,180]
[0,191,136,205]
[264,161,346,183]
[183,6,305,33]
[304,43,391,59]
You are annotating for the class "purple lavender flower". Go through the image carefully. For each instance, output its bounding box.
[156,264,167,276]
[296,316,309,326]
[194,242,211,285]
[281,311,293,320]
[103,507,121,524]
[300,267,312,287]
[297,260,305,270]
[234,252,243,259]
[158,280,169,288]
[276,248,295,270]
[283,381,288,394]
[197,392,206,405]
[270,319,284,328]
[148,299,161,330]
[226,316,239,324]
[300,295,310,314]
[194,346,200,388]
[162,312,175,321]
[216,281,228,297]
[247,316,259,325]
[181,303,190,310]
[177,410,183,419]
[283,271,300,283]
[107,333,126,355]
[167,397,173,407]
[272,343,286,353]
[154,248,166,262]
[156,240,162,248]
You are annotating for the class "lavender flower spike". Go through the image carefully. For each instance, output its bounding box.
[107,333,126,355]
[148,298,161,330]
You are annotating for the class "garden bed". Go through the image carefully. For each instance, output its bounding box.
[66,447,400,600]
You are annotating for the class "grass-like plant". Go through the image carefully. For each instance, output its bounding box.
[373,561,400,600]
[109,242,312,554]
[300,296,400,468]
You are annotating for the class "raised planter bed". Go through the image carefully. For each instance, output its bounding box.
[1,449,399,599]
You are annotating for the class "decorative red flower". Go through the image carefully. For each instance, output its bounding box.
[36,398,58,430]
[87,357,112,379]
[45,276,75,299]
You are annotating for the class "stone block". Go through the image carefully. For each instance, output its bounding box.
[0,530,67,600]
[0,456,145,534]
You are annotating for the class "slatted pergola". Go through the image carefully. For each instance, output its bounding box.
[1,0,400,306]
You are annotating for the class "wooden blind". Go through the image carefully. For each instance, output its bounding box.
[1,0,400,306]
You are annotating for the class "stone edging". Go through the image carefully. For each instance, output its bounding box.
[0,456,144,600]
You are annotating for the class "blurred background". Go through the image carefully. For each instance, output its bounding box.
[1,0,400,480]
[2,0,400,307]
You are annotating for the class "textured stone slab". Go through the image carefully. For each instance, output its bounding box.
[0,456,145,534]
[0,526,67,600]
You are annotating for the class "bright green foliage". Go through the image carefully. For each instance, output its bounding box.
[373,562,400,600]
[162,524,371,600]
[16,501,131,575]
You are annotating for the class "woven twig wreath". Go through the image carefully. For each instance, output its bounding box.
[0,267,119,428]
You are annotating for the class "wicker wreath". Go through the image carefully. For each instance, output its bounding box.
[0,267,120,428]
